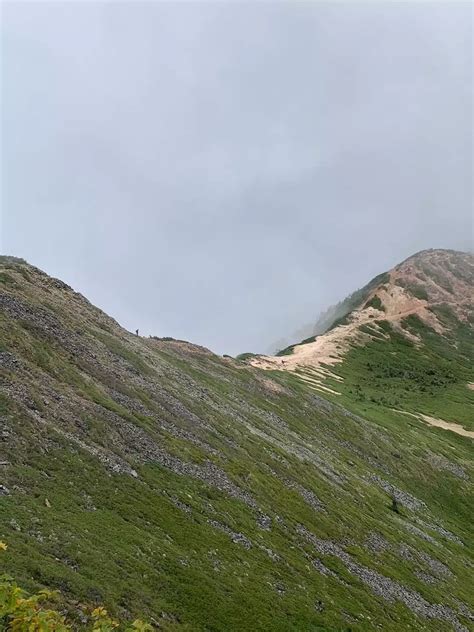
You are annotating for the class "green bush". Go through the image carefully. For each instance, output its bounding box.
[364,295,385,311]
[0,543,152,632]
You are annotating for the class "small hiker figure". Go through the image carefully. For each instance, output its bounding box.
[135,329,139,336]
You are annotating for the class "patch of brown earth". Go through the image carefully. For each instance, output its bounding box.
[418,414,474,439]
[393,409,474,439]
[251,249,473,374]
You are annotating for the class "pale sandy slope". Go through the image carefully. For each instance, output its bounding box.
[250,282,440,372]
[251,249,473,374]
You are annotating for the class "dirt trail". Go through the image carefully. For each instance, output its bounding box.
[251,280,462,375]
[250,293,430,373]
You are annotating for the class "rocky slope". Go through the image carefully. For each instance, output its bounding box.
[0,253,473,631]
[251,249,473,372]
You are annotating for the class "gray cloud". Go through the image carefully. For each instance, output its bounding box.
[1,2,472,354]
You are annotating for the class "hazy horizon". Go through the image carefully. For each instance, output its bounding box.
[2,2,472,355]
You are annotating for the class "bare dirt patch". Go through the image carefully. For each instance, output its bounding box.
[251,250,473,376]
[394,409,474,439]
[256,375,292,396]
[418,414,474,439]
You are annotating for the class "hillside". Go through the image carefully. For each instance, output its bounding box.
[251,250,474,429]
[0,253,473,631]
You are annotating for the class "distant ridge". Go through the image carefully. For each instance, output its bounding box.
[252,249,473,371]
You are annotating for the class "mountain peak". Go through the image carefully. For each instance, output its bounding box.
[251,249,474,373]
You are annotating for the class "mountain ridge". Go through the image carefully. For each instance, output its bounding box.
[266,248,472,356]
[0,251,473,631]
[251,249,473,372]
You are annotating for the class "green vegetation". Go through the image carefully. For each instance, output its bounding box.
[0,254,473,632]
[0,272,18,288]
[278,271,391,349]
[320,314,474,427]
[235,352,259,361]
[324,271,390,332]
[276,335,317,356]
[409,284,429,301]
[364,295,385,311]
[93,330,156,376]
[395,278,429,301]
[275,345,295,356]
[0,543,152,631]
[0,256,28,266]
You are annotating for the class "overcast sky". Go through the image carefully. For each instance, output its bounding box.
[1,2,472,355]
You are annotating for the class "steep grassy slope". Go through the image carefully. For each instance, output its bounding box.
[0,256,473,631]
[312,311,474,427]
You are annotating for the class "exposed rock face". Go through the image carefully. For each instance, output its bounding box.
[250,249,474,372]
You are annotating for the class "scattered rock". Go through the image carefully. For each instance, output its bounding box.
[415,571,437,585]
[365,532,390,554]
[258,545,280,561]
[207,520,252,549]
[297,525,467,631]
[311,558,338,578]
[425,451,467,480]
[0,352,20,371]
[414,518,463,546]
[257,513,272,530]
[368,474,427,511]
[170,496,192,514]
